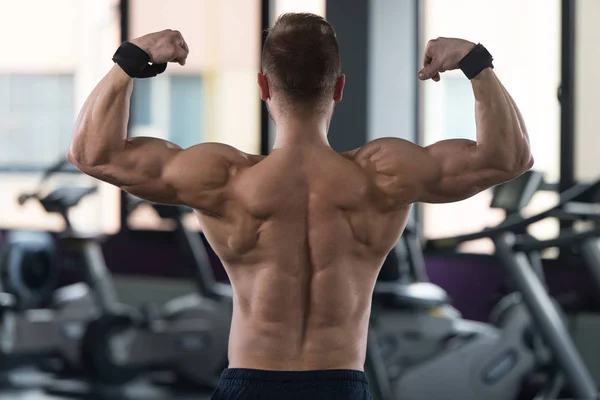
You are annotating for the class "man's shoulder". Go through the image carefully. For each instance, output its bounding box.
[340,138,415,165]
[183,142,265,168]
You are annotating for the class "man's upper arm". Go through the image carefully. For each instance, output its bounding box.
[354,138,522,206]
[78,137,241,212]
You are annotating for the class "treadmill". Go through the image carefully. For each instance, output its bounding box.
[424,174,600,399]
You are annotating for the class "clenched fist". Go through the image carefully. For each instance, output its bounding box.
[130,30,189,66]
[418,37,475,82]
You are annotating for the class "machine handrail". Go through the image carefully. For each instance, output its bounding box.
[514,226,600,252]
[426,180,600,248]
[17,157,71,204]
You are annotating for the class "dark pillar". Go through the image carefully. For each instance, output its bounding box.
[119,0,130,233]
[559,0,576,230]
[326,0,369,152]
[560,0,576,193]
[260,0,271,155]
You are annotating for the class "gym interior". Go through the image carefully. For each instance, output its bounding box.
[1,0,600,399]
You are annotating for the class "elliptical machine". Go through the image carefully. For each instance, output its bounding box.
[365,171,572,400]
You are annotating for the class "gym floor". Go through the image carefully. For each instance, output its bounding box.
[1,389,212,400]
[1,369,213,400]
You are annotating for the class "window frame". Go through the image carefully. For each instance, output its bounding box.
[0,165,79,173]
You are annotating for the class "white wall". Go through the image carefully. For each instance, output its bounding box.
[0,0,80,73]
[274,0,325,19]
[130,0,260,74]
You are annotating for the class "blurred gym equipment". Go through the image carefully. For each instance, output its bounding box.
[0,158,70,309]
[0,160,105,388]
[444,175,600,388]
[49,200,231,399]
[365,171,592,400]
[428,173,600,399]
[496,232,598,400]
[522,178,600,386]
[0,231,59,310]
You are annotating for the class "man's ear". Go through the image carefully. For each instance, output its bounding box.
[258,73,270,101]
[333,74,345,103]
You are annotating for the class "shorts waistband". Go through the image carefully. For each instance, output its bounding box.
[220,368,368,383]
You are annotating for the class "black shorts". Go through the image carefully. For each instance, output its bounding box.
[211,368,372,400]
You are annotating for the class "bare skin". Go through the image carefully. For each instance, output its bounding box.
[67,31,533,371]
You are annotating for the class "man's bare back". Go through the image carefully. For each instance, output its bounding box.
[195,143,410,370]
[66,14,533,400]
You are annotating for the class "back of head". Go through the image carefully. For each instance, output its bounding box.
[262,13,341,111]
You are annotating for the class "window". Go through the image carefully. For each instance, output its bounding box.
[130,75,204,148]
[0,0,121,234]
[420,0,561,250]
[126,0,262,230]
[0,75,74,168]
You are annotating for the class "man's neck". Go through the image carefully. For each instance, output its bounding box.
[271,115,331,149]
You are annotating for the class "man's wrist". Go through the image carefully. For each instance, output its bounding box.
[470,67,494,81]
[470,68,498,101]
[460,42,477,60]
[110,64,134,85]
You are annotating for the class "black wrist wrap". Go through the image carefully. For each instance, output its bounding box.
[112,42,167,78]
[459,43,494,80]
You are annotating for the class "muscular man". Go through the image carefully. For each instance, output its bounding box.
[67,13,533,400]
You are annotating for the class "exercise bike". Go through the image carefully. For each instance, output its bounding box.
[0,186,106,386]
[69,200,231,395]
[365,172,573,400]
[0,159,114,385]
[0,230,59,310]
[0,158,69,310]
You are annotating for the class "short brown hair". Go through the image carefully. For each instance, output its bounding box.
[262,13,341,108]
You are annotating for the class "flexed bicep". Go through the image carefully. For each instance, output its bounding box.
[354,137,524,208]
[418,139,514,203]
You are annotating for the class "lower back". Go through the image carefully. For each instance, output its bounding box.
[225,257,378,371]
